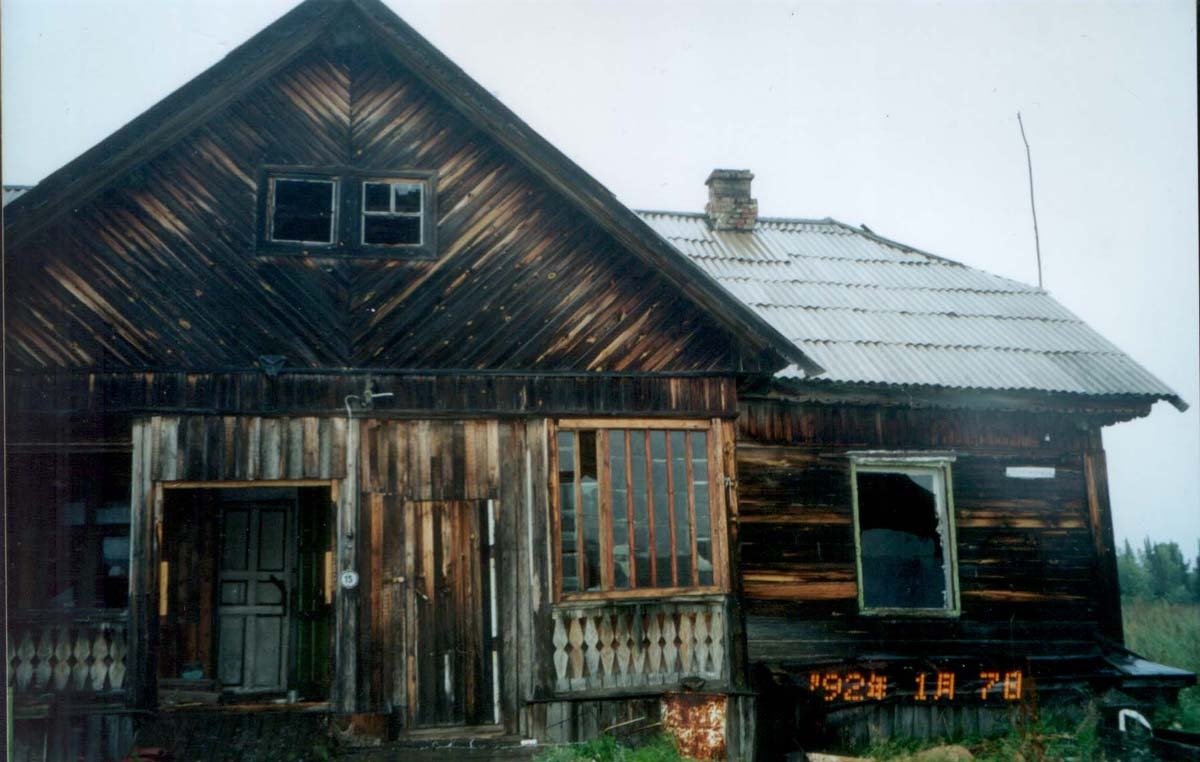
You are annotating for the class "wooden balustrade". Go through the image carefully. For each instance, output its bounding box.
[550,597,727,693]
[7,610,128,698]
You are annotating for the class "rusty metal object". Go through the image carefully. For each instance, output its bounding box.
[661,692,727,761]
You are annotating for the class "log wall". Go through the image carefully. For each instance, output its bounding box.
[736,400,1114,665]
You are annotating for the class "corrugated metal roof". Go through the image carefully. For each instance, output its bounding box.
[638,211,1183,407]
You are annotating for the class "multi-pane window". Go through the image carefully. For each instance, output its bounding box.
[554,423,720,597]
[258,168,435,256]
[6,452,132,610]
[851,457,959,615]
[362,181,423,246]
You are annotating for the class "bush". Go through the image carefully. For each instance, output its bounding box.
[1123,596,1200,731]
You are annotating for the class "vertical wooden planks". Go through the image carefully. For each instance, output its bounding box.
[333,416,360,712]
[498,422,525,732]
[128,420,151,707]
[158,417,179,481]
[403,495,418,727]
[530,420,556,704]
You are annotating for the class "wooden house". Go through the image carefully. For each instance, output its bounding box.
[4,1,1191,759]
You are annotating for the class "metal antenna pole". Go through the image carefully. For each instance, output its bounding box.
[1017,112,1043,289]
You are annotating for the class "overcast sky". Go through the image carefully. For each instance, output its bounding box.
[4,0,1197,549]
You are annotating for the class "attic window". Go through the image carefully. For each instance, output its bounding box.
[851,456,959,615]
[257,167,437,258]
[362,181,423,246]
[269,177,336,244]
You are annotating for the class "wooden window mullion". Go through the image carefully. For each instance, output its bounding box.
[598,430,613,590]
[686,431,699,588]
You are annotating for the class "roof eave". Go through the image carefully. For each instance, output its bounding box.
[758,377,1183,421]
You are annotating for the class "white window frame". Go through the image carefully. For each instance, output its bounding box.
[360,180,425,247]
[849,453,960,617]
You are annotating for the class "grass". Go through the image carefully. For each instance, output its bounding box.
[850,702,1102,761]
[534,735,692,762]
[1122,596,1200,731]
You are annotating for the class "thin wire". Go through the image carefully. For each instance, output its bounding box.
[1017,112,1044,289]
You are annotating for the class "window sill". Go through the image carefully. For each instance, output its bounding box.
[857,607,961,618]
[253,244,437,261]
[554,589,726,609]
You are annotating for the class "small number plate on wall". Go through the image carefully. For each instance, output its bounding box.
[340,570,360,589]
[1005,466,1056,479]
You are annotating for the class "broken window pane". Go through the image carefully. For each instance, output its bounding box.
[856,468,952,610]
[271,178,335,243]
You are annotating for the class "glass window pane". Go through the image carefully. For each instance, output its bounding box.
[557,432,578,592]
[101,535,130,570]
[650,431,672,587]
[363,215,421,246]
[856,470,947,609]
[393,183,422,213]
[609,432,629,589]
[671,431,692,586]
[271,179,334,243]
[579,431,601,591]
[222,509,250,572]
[363,182,391,212]
[630,431,652,588]
[96,505,130,525]
[691,432,713,586]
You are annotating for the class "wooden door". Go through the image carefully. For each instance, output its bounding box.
[386,499,495,728]
[217,500,293,693]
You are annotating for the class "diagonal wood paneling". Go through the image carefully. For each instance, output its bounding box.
[6,22,744,374]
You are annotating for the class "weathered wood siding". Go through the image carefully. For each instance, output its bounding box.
[736,400,1114,664]
[7,372,737,446]
[126,414,561,732]
[5,23,757,374]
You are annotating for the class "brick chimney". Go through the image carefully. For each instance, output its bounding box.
[705,169,757,231]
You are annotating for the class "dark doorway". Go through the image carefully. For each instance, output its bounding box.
[159,486,332,701]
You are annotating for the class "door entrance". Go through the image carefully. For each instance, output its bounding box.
[158,486,332,701]
[385,499,496,728]
[217,498,294,692]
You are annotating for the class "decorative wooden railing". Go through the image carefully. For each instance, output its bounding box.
[550,597,727,693]
[7,610,128,698]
